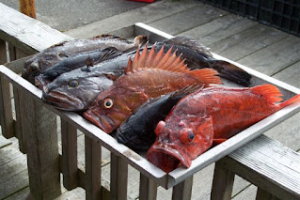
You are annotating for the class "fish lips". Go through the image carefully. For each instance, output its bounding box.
[146,142,191,173]
[83,110,114,133]
[42,91,86,111]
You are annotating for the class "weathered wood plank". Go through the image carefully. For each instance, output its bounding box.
[208,24,289,61]
[22,90,61,199]
[237,35,300,76]
[232,185,257,200]
[139,173,157,200]
[0,135,12,148]
[148,4,229,36]
[110,153,128,200]
[172,176,193,200]
[0,74,14,138]
[221,135,300,200]
[178,14,257,46]
[0,2,71,54]
[61,118,78,190]
[66,0,200,38]
[85,136,101,200]
[211,162,235,200]
[0,145,28,199]
[273,61,300,88]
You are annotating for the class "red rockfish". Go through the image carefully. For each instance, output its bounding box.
[147,84,300,172]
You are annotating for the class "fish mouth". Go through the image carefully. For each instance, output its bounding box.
[42,91,85,111]
[146,143,191,173]
[83,110,114,133]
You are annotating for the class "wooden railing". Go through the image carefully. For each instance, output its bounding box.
[1,2,300,200]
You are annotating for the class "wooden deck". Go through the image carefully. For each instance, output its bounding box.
[1,0,300,199]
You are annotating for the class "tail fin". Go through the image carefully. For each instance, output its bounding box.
[190,68,222,86]
[280,94,300,109]
[251,84,283,104]
[209,60,252,86]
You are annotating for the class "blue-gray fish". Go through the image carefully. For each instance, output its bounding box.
[41,52,134,111]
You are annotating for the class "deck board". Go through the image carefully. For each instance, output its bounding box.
[0,145,28,199]
[208,24,289,61]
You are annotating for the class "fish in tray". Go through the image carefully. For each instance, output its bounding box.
[116,85,201,151]
[22,34,148,84]
[153,36,252,86]
[41,51,136,111]
[146,84,300,173]
[83,45,222,133]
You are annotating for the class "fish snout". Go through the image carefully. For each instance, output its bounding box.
[146,142,191,173]
[83,110,114,133]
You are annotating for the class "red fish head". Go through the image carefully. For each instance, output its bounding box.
[146,117,214,173]
[83,86,149,133]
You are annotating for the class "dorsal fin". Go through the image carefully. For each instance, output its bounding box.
[126,45,189,73]
[251,84,283,104]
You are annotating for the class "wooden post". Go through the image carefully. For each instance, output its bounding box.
[19,0,36,18]
[85,136,101,200]
[61,119,78,190]
[0,74,14,138]
[110,153,128,200]
[172,176,193,200]
[139,173,157,200]
[211,161,235,200]
[0,40,7,64]
[22,90,61,199]
[12,87,27,153]
[256,188,280,200]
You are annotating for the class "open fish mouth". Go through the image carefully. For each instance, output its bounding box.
[42,91,85,111]
[83,110,114,133]
[146,143,191,173]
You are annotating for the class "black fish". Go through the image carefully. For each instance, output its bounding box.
[153,36,252,86]
[116,86,200,151]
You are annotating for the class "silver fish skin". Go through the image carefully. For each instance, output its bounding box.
[41,52,133,111]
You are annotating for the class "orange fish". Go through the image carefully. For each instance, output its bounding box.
[147,84,300,172]
[83,45,222,133]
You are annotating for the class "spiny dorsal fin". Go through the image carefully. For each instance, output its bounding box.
[126,45,189,73]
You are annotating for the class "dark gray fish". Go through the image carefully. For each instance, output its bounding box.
[41,52,134,111]
[116,86,200,151]
[39,47,122,81]
[22,34,148,84]
[153,36,252,86]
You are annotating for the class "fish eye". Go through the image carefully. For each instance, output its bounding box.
[68,80,79,88]
[188,131,195,142]
[103,98,113,109]
[179,128,195,144]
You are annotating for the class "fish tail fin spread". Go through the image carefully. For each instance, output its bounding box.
[126,45,189,73]
[210,60,252,86]
[190,68,222,86]
[280,94,300,109]
[251,84,283,104]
